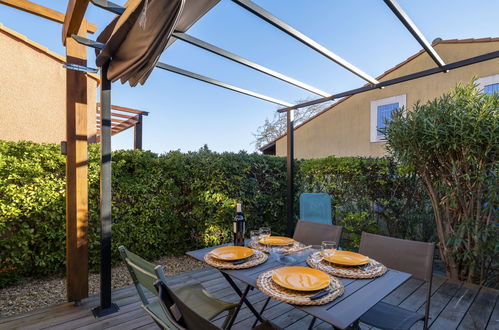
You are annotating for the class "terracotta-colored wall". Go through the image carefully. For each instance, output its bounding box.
[275,41,499,159]
[0,26,98,144]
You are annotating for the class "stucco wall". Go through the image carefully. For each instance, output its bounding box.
[274,41,499,159]
[0,26,98,144]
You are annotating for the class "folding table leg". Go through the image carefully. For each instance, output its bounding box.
[225,285,251,330]
[252,296,271,328]
[221,272,265,323]
[308,316,316,329]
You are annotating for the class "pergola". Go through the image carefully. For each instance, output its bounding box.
[4,0,499,318]
[96,103,149,149]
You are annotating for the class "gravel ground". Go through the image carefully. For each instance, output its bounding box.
[0,255,204,318]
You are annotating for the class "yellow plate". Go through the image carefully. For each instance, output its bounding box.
[259,236,295,246]
[272,266,331,291]
[210,246,254,261]
[321,250,369,266]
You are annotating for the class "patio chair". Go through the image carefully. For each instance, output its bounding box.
[292,219,342,246]
[299,193,333,224]
[118,246,238,330]
[154,279,282,330]
[358,232,435,330]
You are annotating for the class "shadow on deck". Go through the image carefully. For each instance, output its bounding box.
[0,267,497,330]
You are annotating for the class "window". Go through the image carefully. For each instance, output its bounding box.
[476,74,499,95]
[484,83,499,95]
[370,94,406,142]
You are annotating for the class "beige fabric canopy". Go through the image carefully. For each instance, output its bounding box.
[96,0,184,86]
[96,0,221,86]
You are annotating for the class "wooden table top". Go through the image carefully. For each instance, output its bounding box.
[187,244,411,329]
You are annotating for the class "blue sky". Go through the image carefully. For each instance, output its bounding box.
[1,0,499,153]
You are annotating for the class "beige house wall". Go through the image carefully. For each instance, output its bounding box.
[274,41,499,159]
[0,24,98,144]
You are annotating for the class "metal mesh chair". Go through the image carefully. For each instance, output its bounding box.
[292,219,342,246]
[154,279,282,330]
[358,232,435,330]
[119,246,237,330]
[299,193,333,224]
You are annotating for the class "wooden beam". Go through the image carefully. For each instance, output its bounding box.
[65,20,89,302]
[97,103,149,115]
[62,0,91,45]
[97,112,137,120]
[0,0,97,33]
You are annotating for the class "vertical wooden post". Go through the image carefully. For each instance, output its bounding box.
[133,114,143,150]
[65,20,88,302]
[286,109,295,236]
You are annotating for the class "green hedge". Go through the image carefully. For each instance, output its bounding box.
[0,140,432,286]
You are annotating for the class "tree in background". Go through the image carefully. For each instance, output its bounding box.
[253,98,333,150]
[383,81,498,285]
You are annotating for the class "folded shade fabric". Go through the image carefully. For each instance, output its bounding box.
[96,0,185,86]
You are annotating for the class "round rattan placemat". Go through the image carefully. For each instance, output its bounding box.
[204,249,268,270]
[306,251,387,279]
[256,270,344,306]
[247,240,298,253]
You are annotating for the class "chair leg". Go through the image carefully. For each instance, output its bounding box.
[222,308,237,330]
[423,278,433,330]
[252,297,271,328]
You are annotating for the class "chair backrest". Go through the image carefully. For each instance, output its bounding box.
[118,245,167,304]
[293,220,342,246]
[299,193,332,224]
[153,278,187,330]
[358,232,434,281]
[155,279,221,330]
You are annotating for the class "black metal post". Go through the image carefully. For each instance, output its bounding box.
[93,61,119,317]
[133,114,143,150]
[286,109,295,236]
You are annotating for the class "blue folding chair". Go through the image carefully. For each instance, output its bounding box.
[299,193,333,224]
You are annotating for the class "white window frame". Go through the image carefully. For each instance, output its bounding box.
[370,94,406,142]
[475,74,499,93]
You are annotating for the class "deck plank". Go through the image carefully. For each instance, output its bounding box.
[1,267,497,330]
[458,287,498,330]
[410,278,463,329]
[429,282,480,329]
[485,293,499,330]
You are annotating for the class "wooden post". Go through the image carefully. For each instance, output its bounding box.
[65,21,88,303]
[286,109,295,236]
[133,114,143,150]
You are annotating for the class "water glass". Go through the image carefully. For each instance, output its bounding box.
[321,241,337,259]
[250,230,260,242]
[259,227,271,241]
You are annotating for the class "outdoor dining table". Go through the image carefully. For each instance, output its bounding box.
[187,243,411,330]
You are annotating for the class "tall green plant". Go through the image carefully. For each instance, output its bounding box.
[0,140,433,286]
[383,81,498,284]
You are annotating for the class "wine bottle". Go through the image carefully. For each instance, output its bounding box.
[233,203,245,246]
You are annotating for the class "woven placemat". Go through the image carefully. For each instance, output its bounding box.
[204,249,268,270]
[247,240,297,253]
[306,251,387,279]
[256,270,343,306]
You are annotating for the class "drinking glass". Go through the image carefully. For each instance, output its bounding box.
[259,227,271,242]
[270,245,295,265]
[250,230,260,242]
[321,241,337,259]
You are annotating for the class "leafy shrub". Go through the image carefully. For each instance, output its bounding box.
[297,156,434,250]
[0,141,432,286]
[383,81,498,284]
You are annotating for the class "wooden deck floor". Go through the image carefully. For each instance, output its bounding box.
[0,267,497,330]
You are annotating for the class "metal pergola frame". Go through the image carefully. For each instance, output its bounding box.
[64,0,499,316]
